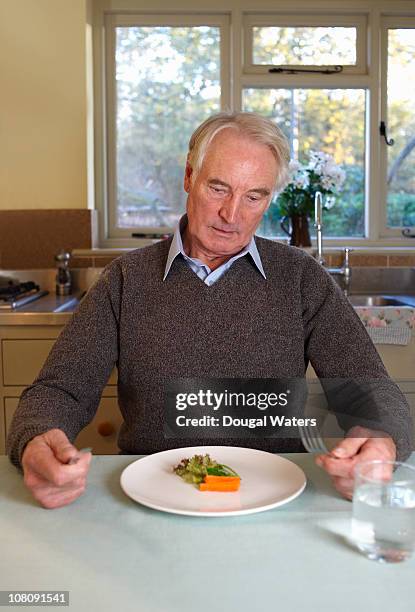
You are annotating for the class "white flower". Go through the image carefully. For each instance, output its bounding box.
[288,160,301,174]
[293,172,309,189]
[321,176,333,190]
[324,195,336,209]
[308,151,346,191]
[323,164,346,190]
[282,151,345,204]
[308,150,331,174]
[287,159,310,189]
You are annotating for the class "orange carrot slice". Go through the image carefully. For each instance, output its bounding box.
[199,478,240,492]
[204,475,240,484]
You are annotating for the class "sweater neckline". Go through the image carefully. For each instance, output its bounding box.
[167,252,265,289]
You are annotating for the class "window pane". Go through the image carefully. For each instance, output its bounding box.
[115,26,221,229]
[243,88,366,238]
[252,27,357,65]
[386,29,415,228]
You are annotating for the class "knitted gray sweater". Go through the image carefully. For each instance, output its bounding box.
[7,237,413,468]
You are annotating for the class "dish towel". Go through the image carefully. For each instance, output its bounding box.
[354,306,415,345]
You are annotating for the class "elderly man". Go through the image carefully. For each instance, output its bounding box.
[7,112,411,508]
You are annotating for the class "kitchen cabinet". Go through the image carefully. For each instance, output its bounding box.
[1,323,414,456]
[3,339,57,386]
[307,341,415,441]
[0,324,121,455]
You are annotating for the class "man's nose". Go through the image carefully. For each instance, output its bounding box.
[219,196,239,224]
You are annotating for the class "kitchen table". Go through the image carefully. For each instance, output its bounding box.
[1,453,414,612]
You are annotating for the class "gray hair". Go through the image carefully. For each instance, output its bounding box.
[187,111,290,191]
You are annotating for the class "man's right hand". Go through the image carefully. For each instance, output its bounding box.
[21,429,91,509]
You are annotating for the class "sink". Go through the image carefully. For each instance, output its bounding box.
[348,294,415,307]
[331,267,415,296]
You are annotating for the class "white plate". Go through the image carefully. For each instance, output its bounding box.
[120,446,306,517]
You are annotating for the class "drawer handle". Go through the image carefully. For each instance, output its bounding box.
[97,421,116,437]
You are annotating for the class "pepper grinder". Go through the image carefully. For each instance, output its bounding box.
[55,250,72,295]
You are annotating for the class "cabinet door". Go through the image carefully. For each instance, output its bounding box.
[306,342,415,381]
[3,397,123,456]
[2,339,118,387]
[376,344,415,379]
[75,398,123,454]
[2,340,56,385]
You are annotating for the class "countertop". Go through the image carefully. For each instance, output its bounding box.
[1,453,414,612]
[0,293,82,326]
[2,265,415,326]
[0,311,72,326]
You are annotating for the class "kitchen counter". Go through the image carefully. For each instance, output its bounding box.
[0,311,73,326]
[2,296,415,328]
[0,293,82,325]
[2,265,415,326]
[1,453,414,612]
[0,267,101,326]
[0,312,72,326]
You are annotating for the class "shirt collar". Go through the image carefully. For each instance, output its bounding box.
[163,214,266,280]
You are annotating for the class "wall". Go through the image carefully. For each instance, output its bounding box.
[0,0,88,211]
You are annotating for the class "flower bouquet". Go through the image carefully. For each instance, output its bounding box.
[277,151,346,246]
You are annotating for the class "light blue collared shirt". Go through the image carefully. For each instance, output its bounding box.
[163,216,266,286]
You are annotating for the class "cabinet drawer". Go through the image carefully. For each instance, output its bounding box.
[4,397,123,455]
[2,339,118,386]
[2,339,55,385]
[75,398,123,454]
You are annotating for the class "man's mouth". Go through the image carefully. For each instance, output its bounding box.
[212,226,237,235]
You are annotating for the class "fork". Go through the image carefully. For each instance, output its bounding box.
[67,447,93,465]
[298,422,329,454]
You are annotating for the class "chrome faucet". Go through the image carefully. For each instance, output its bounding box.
[314,192,325,265]
[313,192,352,293]
[326,247,353,294]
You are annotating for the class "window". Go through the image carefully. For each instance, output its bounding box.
[243,14,367,74]
[242,13,367,239]
[93,2,415,247]
[382,20,415,231]
[252,26,357,66]
[243,88,366,237]
[104,14,229,240]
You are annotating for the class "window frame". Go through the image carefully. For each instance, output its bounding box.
[100,11,230,245]
[91,0,415,249]
[243,13,367,75]
[379,15,415,238]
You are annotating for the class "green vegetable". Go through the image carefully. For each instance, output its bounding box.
[206,464,240,478]
[174,454,240,485]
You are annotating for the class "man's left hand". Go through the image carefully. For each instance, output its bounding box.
[315,426,396,500]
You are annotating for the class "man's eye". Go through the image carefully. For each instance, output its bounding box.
[210,186,226,195]
[247,195,261,203]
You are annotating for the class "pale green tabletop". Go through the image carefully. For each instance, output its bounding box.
[1,453,414,612]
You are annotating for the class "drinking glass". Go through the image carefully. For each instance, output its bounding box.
[352,460,415,562]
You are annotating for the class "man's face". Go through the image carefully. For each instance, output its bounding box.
[184,128,278,259]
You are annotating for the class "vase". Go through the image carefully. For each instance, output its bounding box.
[280,214,312,247]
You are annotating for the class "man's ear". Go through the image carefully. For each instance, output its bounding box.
[184,160,193,193]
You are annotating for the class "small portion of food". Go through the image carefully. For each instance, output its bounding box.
[174,454,217,485]
[173,454,241,492]
[200,475,241,492]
